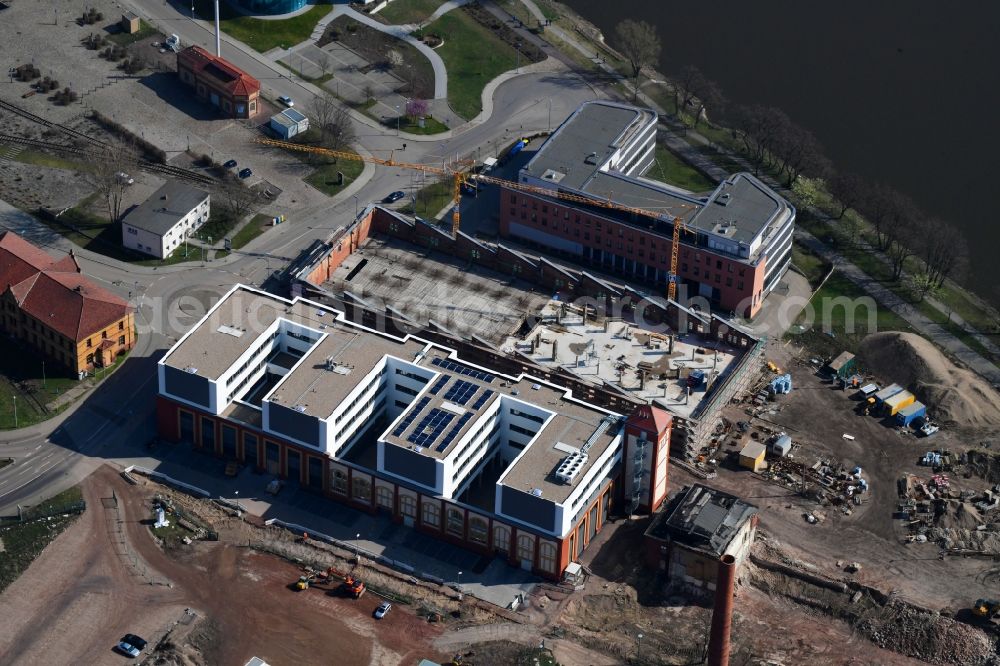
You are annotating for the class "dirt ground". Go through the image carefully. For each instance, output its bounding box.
[705,338,999,612]
[0,465,447,666]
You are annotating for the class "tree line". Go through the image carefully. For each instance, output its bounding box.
[613,18,970,296]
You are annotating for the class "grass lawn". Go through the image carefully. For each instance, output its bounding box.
[400,177,453,219]
[0,485,84,592]
[650,144,715,192]
[230,213,271,250]
[425,11,520,119]
[377,0,449,25]
[305,156,365,197]
[107,19,158,46]
[192,0,332,52]
[12,149,92,172]
[791,240,831,288]
[788,271,913,359]
[392,115,449,135]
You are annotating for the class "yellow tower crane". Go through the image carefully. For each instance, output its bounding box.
[256,138,694,301]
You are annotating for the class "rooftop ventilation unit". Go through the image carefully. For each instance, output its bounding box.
[293,404,307,413]
[541,168,566,183]
[530,487,543,497]
[183,366,198,374]
[717,192,732,206]
[584,152,599,165]
[555,451,589,485]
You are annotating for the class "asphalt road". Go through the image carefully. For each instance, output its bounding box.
[0,0,603,514]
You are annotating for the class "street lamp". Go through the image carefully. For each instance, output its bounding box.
[353,195,359,218]
[355,532,361,562]
[637,633,644,660]
[457,570,462,589]
[12,395,16,429]
[234,490,240,513]
[395,105,401,136]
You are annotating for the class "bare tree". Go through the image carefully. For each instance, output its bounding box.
[771,121,829,186]
[216,177,261,221]
[691,77,725,129]
[828,172,867,220]
[308,90,356,153]
[614,19,661,103]
[916,218,969,295]
[86,140,138,225]
[674,65,704,115]
[730,104,785,176]
[316,52,332,80]
[883,193,920,280]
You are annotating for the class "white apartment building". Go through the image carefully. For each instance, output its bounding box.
[122,181,210,259]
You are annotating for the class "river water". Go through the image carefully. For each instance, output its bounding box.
[564,0,1000,302]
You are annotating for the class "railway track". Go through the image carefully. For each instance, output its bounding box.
[0,100,215,186]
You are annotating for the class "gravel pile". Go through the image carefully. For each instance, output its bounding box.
[857,600,998,665]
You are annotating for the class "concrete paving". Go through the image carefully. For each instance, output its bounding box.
[144,444,537,609]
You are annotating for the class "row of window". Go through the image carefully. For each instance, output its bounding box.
[226,331,279,388]
[334,368,388,425]
[332,391,387,443]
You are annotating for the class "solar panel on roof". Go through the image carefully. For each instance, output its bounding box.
[407,408,455,448]
[431,357,495,384]
[472,389,495,410]
[429,376,449,395]
[437,412,474,452]
[444,380,478,405]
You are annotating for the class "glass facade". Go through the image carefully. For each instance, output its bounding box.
[232,0,309,16]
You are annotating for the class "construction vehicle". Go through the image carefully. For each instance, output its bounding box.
[972,599,1000,622]
[254,138,694,302]
[342,573,366,599]
[766,361,780,374]
[294,567,339,591]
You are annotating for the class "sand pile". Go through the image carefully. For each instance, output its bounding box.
[936,500,984,530]
[858,332,1000,427]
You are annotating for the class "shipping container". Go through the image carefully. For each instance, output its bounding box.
[884,390,915,416]
[896,401,927,426]
[771,434,792,457]
[874,383,903,404]
[739,441,767,472]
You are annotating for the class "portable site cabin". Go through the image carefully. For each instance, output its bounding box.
[770,433,792,457]
[269,109,309,140]
[874,383,903,405]
[896,401,927,426]
[739,441,767,472]
[884,390,915,416]
[857,383,879,399]
[827,351,857,380]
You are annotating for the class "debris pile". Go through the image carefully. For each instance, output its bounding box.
[760,458,869,516]
[896,461,1000,554]
[856,599,998,665]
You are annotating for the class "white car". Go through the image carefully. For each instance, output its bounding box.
[278,95,294,107]
[374,601,391,619]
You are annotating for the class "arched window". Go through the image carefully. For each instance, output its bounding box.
[421,500,440,527]
[399,494,416,518]
[376,486,393,510]
[469,517,488,545]
[517,534,534,564]
[538,541,558,574]
[352,476,371,503]
[493,525,510,552]
[446,508,464,537]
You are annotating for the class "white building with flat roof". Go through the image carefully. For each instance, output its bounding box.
[122,181,209,259]
[156,285,674,579]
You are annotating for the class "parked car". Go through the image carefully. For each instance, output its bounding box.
[239,168,253,179]
[114,641,140,658]
[115,172,134,185]
[383,191,405,203]
[374,601,391,619]
[122,635,147,651]
[278,95,294,107]
[223,159,237,169]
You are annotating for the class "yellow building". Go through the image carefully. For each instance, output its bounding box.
[739,441,767,472]
[0,233,133,377]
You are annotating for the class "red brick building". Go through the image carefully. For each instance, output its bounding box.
[503,101,795,318]
[177,46,261,118]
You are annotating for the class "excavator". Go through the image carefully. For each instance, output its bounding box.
[294,567,338,591]
[972,599,1000,623]
[342,573,366,599]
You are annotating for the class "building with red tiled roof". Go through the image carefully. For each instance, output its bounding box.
[0,232,134,377]
[177,46,261,118]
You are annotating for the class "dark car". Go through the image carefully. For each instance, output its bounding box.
[239,168,253,179]
[122,634,147,651]
[223,159,237,169]
[383,191,406,203]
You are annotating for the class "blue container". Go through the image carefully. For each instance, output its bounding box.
[896,401,927,426]
[231,0,308,16]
